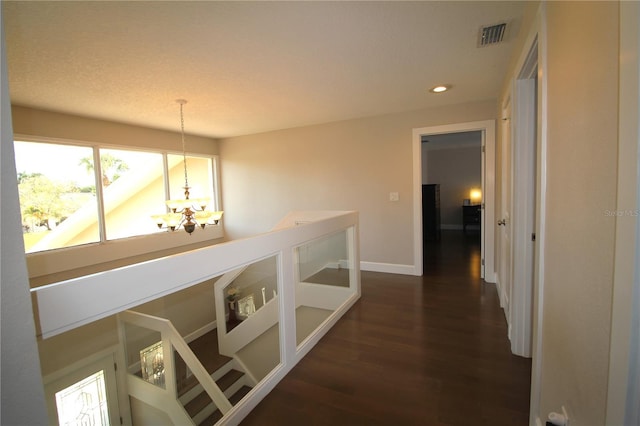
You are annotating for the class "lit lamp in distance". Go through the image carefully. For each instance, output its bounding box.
[469,188,482,205]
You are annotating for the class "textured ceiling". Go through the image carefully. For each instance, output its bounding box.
[4,1,526,139]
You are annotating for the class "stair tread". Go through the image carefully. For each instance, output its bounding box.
[190,332,233,373]
[182,370,246,417]
[196,386,253,426]
[184,390,215,418]
[176,331,233,396]
[183,371,245,414]
[229,385,252,404]
[217,369,245,391]
[197,409,223,426]
[172,330,254,423]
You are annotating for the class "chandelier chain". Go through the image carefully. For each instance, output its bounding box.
[151,99,223,233]
[179,101,189,190]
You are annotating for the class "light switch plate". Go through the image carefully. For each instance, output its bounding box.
[389,192,399,202]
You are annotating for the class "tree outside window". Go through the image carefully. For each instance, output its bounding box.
[15,142,100,251]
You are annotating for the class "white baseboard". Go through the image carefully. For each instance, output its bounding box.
[360,261,416,275]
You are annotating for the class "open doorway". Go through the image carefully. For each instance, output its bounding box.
[421,132,483,276]
[412,120,496,280]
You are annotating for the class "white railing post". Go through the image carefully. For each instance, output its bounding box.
[161,324,177,398]
[167,322,233,415]
[279,248,297,366]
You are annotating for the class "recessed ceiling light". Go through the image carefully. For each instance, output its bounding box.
[429,85,451,93]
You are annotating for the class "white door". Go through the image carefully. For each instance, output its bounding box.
[44,354,121,426]
[498,98,513,324]
[510,52,538,358]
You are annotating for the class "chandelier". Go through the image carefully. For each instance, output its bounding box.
[152,99,223,234]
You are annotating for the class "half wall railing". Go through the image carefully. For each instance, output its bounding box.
[32,210,361,425]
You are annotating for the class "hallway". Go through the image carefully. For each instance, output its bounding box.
[241,230,532,425]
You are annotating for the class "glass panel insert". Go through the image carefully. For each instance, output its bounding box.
[14,141,100,252]
[218,255,281,386]
[295,229,354,347]
[122,322,165,390]
[223,257,278,334]
[55,370,110,426]
[298,230,350,287]
[139,341,165,387]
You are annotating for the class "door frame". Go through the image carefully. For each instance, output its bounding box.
[515,4,547,422]
[605,1,640,423]
[43,351,124,425]
[412,120,496,281]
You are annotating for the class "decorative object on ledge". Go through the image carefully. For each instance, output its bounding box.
[226,285,240,322]
[228,300,237,322]
[151,99,223,234]
[236,294,256,320]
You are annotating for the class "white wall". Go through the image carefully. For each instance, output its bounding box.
[541,3,618,423]
[0,10,48,422]
[498,2,622,423]
[219,101,496,270]
[11,105,219,156]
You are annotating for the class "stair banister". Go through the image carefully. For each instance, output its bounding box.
[168,321,233,414]
[118,310,233,420]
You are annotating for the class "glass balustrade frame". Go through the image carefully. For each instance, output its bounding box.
[33,210,361,425]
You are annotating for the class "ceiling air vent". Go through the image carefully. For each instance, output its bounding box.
[478,23,507,47]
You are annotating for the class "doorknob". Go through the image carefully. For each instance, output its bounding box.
[497,219,506,226]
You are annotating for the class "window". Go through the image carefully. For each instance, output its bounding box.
[45,355,121,426]
[14,140,219,253]
[55,370,110,426]
[99,149,165,241]
[15,142,101,252]
[167,154,214,204]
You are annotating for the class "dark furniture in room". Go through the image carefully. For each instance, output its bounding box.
[463,204,481,233]
[422,184,441,241]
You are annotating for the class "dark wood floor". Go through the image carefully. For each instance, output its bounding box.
[241,230,531,425]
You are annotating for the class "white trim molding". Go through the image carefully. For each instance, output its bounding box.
[360,261,415,276]
[413,120,496,282]
[606,1,640,424]
[527,3,548,422]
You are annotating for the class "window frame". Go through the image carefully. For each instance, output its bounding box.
[15,135,224,278]
[43,352,123,426]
